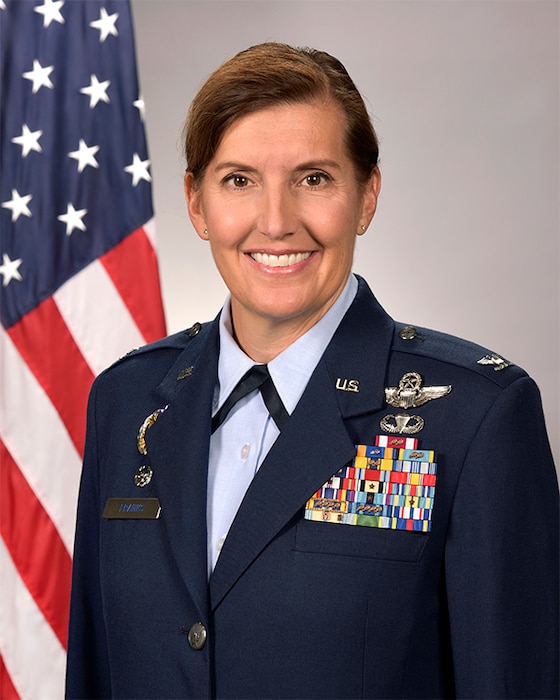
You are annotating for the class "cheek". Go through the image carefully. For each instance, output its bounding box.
[204,195,254,233]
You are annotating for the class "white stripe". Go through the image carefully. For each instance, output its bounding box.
[0,536,66,700]
[54,258,145,376]
[143,217,157,249]
[0,327,81,553]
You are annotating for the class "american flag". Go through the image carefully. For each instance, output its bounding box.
[0,1,167,697]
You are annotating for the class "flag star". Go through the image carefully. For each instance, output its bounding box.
[12,124,43,157]
[34,0,64,27]
[0,253,23,287]
[68,139,100,172]
[58,203,87,235]
[2,189,32,222]
[124,153,152,186]
[90,7,118,42]
[80,74,110,108]
[22,59,54,93]
[133,95,145,122]
[0,1,6,10]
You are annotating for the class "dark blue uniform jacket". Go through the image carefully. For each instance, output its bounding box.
[66,276,559,699]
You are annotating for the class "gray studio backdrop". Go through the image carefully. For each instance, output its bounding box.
[131,0,559,467]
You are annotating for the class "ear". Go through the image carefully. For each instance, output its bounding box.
[184,172,209,240]
[359,166,381,233]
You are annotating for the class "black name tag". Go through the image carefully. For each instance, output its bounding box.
[102,498,161,519]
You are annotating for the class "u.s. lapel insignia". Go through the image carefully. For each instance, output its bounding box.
[380,413,424,435]
[336,378,360,393]
[385,372,451,409]
[477,353,511,371]
[176,365,194,380]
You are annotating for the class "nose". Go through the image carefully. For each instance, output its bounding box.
[256,184,297,239]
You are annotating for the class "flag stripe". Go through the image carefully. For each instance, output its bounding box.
[0,654,20,700]
[7,297,96,457]
[0,440,71,648]
[0,537,66,700]
[0,325,82,553]
[54,257,146,376]
[101,224,167,343]
[143,218,157,249]
[1,2,167,697]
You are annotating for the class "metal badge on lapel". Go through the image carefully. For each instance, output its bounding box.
[134,465,153,487]
[133,405,169,488]
[137,405,169,455]
[380,413,424,435]
[305,435,438,532]
[385,372,451,409]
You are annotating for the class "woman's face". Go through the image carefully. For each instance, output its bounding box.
[185,100,380,343]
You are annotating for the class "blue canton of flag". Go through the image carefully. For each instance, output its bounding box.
[1,0,153,326]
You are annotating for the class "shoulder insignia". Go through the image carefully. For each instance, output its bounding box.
[477,353,511,371]
[119,346,141,360]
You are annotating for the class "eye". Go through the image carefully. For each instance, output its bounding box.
[224,174,250,188]
[302,172,330,188]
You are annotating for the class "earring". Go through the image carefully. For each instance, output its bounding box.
[359,225,367,233]
[203,228,208,235]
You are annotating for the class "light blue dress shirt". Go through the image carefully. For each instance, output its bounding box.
[207,274,358,575]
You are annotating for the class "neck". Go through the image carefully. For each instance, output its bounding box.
[230,306,331,364]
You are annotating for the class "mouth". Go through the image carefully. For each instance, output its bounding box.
[249,252,312,268]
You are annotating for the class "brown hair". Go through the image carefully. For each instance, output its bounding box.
[183,42,379,186]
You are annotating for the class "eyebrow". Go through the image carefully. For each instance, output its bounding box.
[213,162,258,174]
[212,159,342,174]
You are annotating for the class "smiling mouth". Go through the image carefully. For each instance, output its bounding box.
[250,252,312,267]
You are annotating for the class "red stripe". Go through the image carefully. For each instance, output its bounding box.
[101,227,166,342]
[7,297,95,456]
[0,440,71,649]
[0,654,20,700]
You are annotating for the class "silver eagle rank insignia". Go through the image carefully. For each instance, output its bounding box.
[477,353,511,371]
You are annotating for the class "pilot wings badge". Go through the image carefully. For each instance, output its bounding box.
[385,372,452,409]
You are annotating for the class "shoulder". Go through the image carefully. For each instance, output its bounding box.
[351,276,529,390]
[93,320,216,390]
[390,322,528,389]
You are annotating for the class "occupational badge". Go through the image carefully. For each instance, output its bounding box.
[380,413,424,435]
[134,465,153,488]
[385,372,451,409]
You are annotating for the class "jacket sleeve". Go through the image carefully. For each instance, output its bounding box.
[444,376,559,699]
[65,379,112,699]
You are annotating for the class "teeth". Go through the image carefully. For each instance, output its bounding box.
[251,252,311,267]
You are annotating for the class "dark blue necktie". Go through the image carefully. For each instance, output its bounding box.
[211,364,289,434]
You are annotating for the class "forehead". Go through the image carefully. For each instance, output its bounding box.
[213,100,349,164]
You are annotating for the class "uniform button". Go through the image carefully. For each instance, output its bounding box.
[187,622,207,650]
[240,443,251,461]
[399,325,418,340]
[216,535,226,552]
[187,322,201,337]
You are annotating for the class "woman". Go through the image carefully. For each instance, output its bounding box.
[66,43,558,699]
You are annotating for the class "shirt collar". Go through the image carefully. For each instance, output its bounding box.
[215,274,358,414]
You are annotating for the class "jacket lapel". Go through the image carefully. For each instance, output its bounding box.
[210,278,395,609]
[147,322,219,618]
